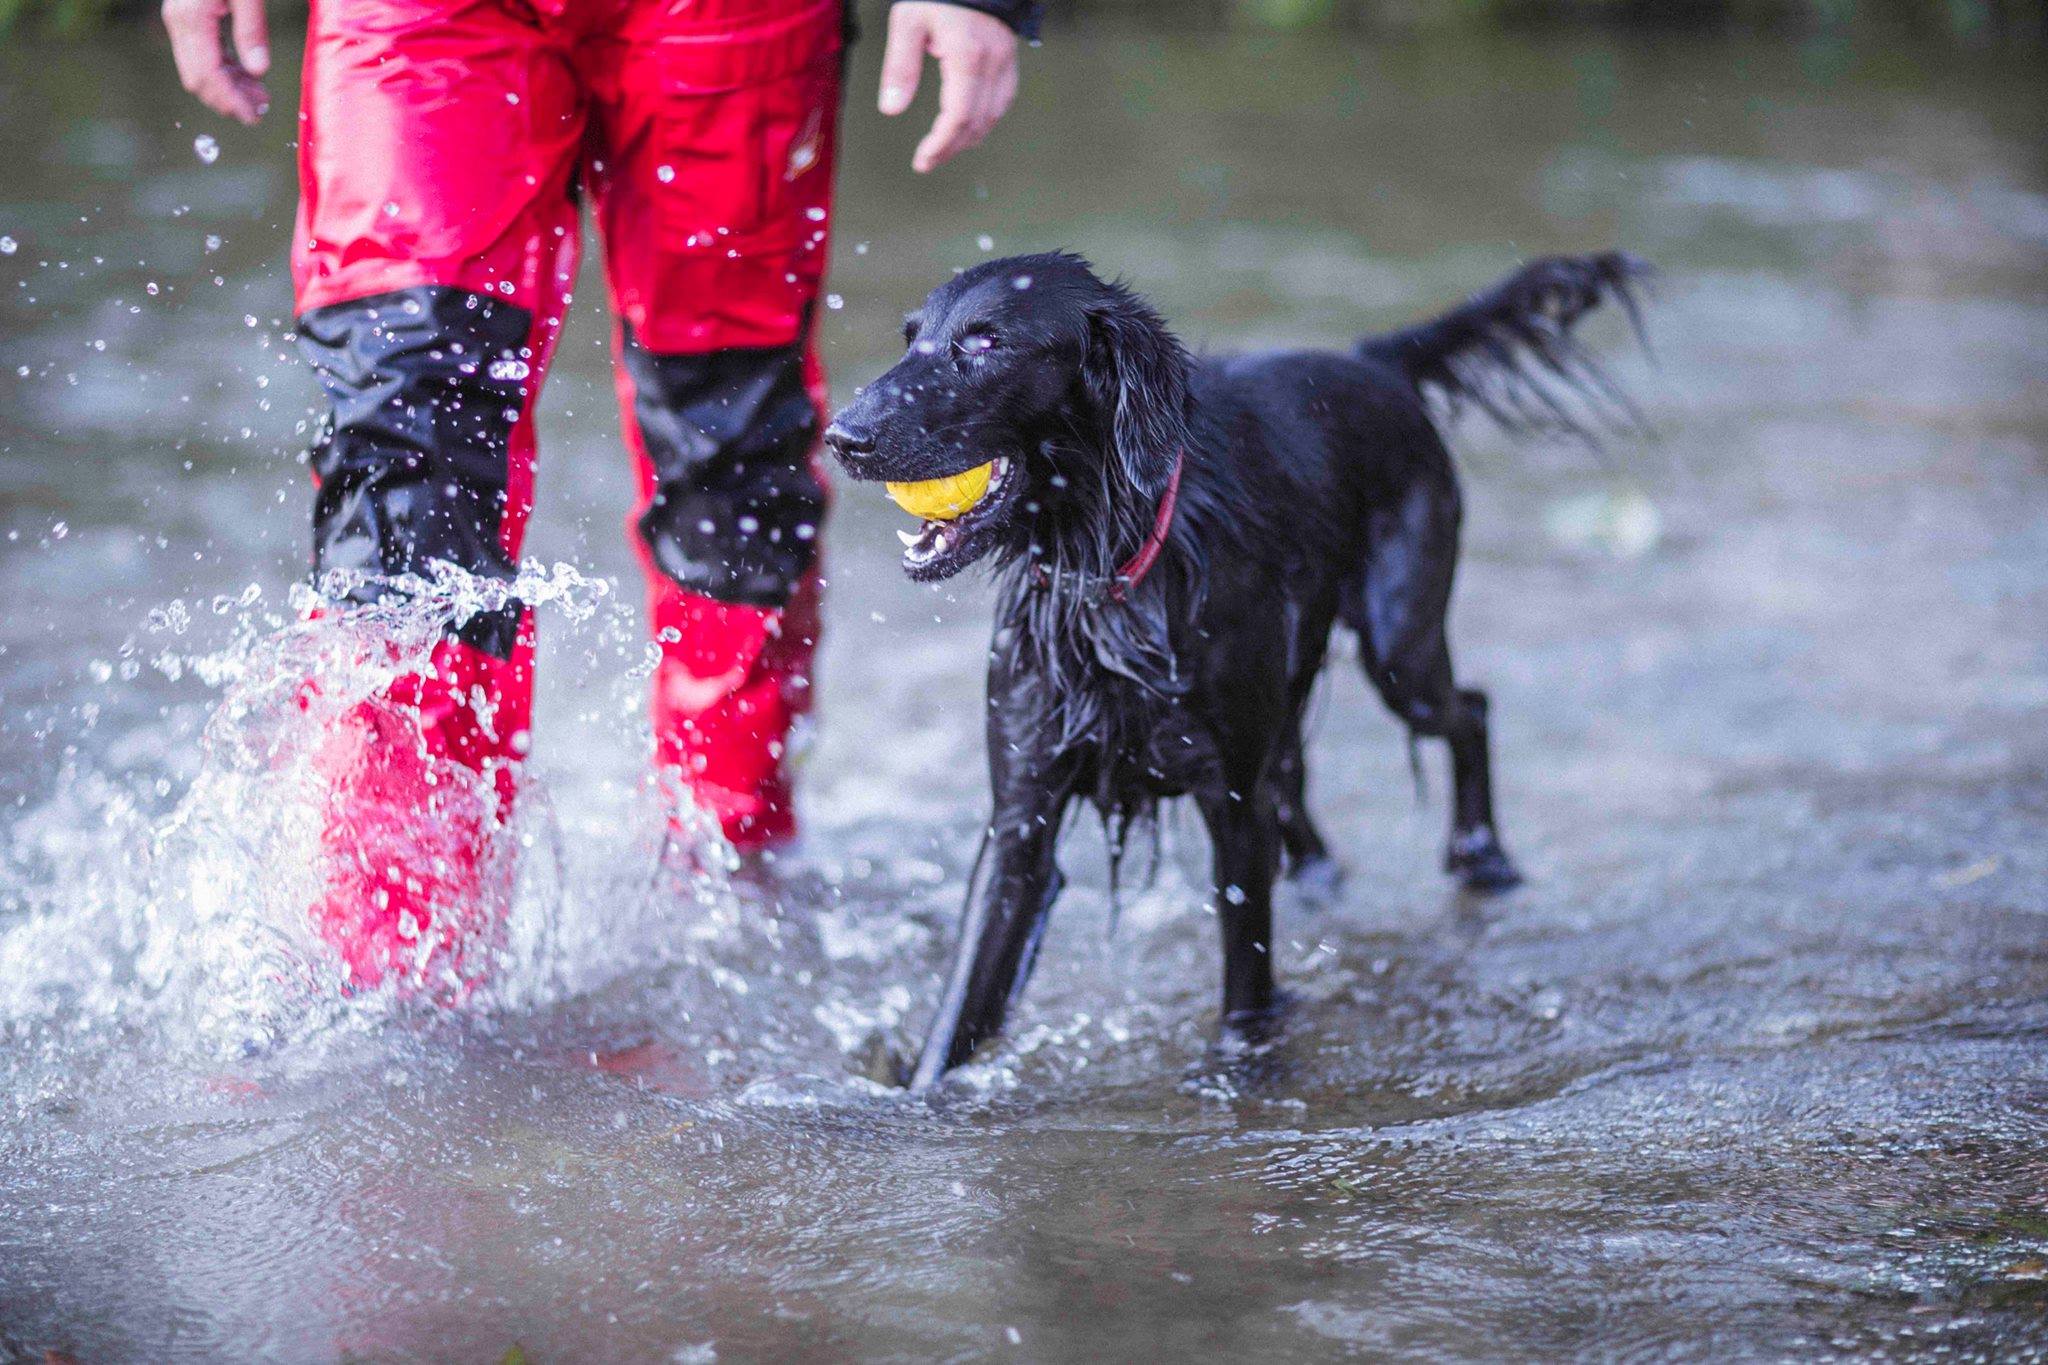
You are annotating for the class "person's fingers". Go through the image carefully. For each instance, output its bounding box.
[163,0,227,96]
[229,0,270,76]
[912,45,987,173]
[877,4,926,117]
[202,68,265,124]
[882,4,1019,171]
[985,50,1019,128]
[973,45,1016,136]
[963,45,999,136]
[225,70,268,123]
[163,0,267,124]
[960,47,1002,147]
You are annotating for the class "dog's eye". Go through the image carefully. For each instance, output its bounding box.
[955,332,999,358]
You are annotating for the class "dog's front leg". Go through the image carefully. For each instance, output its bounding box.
[909,712,1077,1090]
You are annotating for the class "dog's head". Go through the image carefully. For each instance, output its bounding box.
[825,252,1190,582]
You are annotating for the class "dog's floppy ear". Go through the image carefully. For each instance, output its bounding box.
[1082,284,1191,501]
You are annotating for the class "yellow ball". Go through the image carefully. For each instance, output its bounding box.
[885,461,993,522]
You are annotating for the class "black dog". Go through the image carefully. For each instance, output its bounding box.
[825,251,1646,1087]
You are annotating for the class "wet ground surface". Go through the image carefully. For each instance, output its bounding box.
[2,19,2046,1363]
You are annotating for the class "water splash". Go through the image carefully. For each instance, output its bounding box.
[0,562,738,1092]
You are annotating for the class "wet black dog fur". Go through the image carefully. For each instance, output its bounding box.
[825,251,1648,1088]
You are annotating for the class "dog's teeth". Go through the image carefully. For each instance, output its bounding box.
[896,528,920,547]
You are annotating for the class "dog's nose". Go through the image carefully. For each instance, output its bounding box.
[822,421,875,458]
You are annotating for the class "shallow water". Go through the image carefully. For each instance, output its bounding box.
[3,19,2047,1362]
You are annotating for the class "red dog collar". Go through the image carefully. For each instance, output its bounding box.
[1108,449,1184,602]
[1026,448,1185,603]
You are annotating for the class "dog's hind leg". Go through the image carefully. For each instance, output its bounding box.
[1365,637,1521,892]
[1348,482,1522,893]
[1430,668,1520,892]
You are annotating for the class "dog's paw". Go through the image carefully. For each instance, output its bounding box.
[1283,853,1344,902]
[853,1032,914,1089]
[1218,993,1291,1049]
[1446,827,1522,893]
[1183,1013,1289,1100]
[1447,844,1523,894]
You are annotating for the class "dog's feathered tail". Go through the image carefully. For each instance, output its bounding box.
[1362,252,1651,442]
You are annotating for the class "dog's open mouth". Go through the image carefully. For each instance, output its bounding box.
[888,456,1017,579]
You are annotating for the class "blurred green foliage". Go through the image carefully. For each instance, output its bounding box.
[0,0,131,37]
[0,0,2037,37]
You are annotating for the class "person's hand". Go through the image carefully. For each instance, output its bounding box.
[163,0,271,125]
[878,2,1020,174]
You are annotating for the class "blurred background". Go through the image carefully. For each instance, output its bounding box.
[2,4,2045,1361]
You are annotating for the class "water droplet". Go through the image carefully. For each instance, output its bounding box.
[977,234,994,251]
[193,135,220,164]
[0,236,16,255]
[146,282,160,296]
[656,164,676,184]
[1012,274,1032,290]
[203,234,222,252]
[805,206,827,222]
[825,293,843,310]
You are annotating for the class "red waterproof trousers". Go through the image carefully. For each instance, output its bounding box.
[292,0,841,986]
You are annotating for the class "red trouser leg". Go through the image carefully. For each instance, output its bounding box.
[304,631,534,989]
[639,567,822,850]
[292,0,581,987]
[613,339,831,848]
[584,0,843,850]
